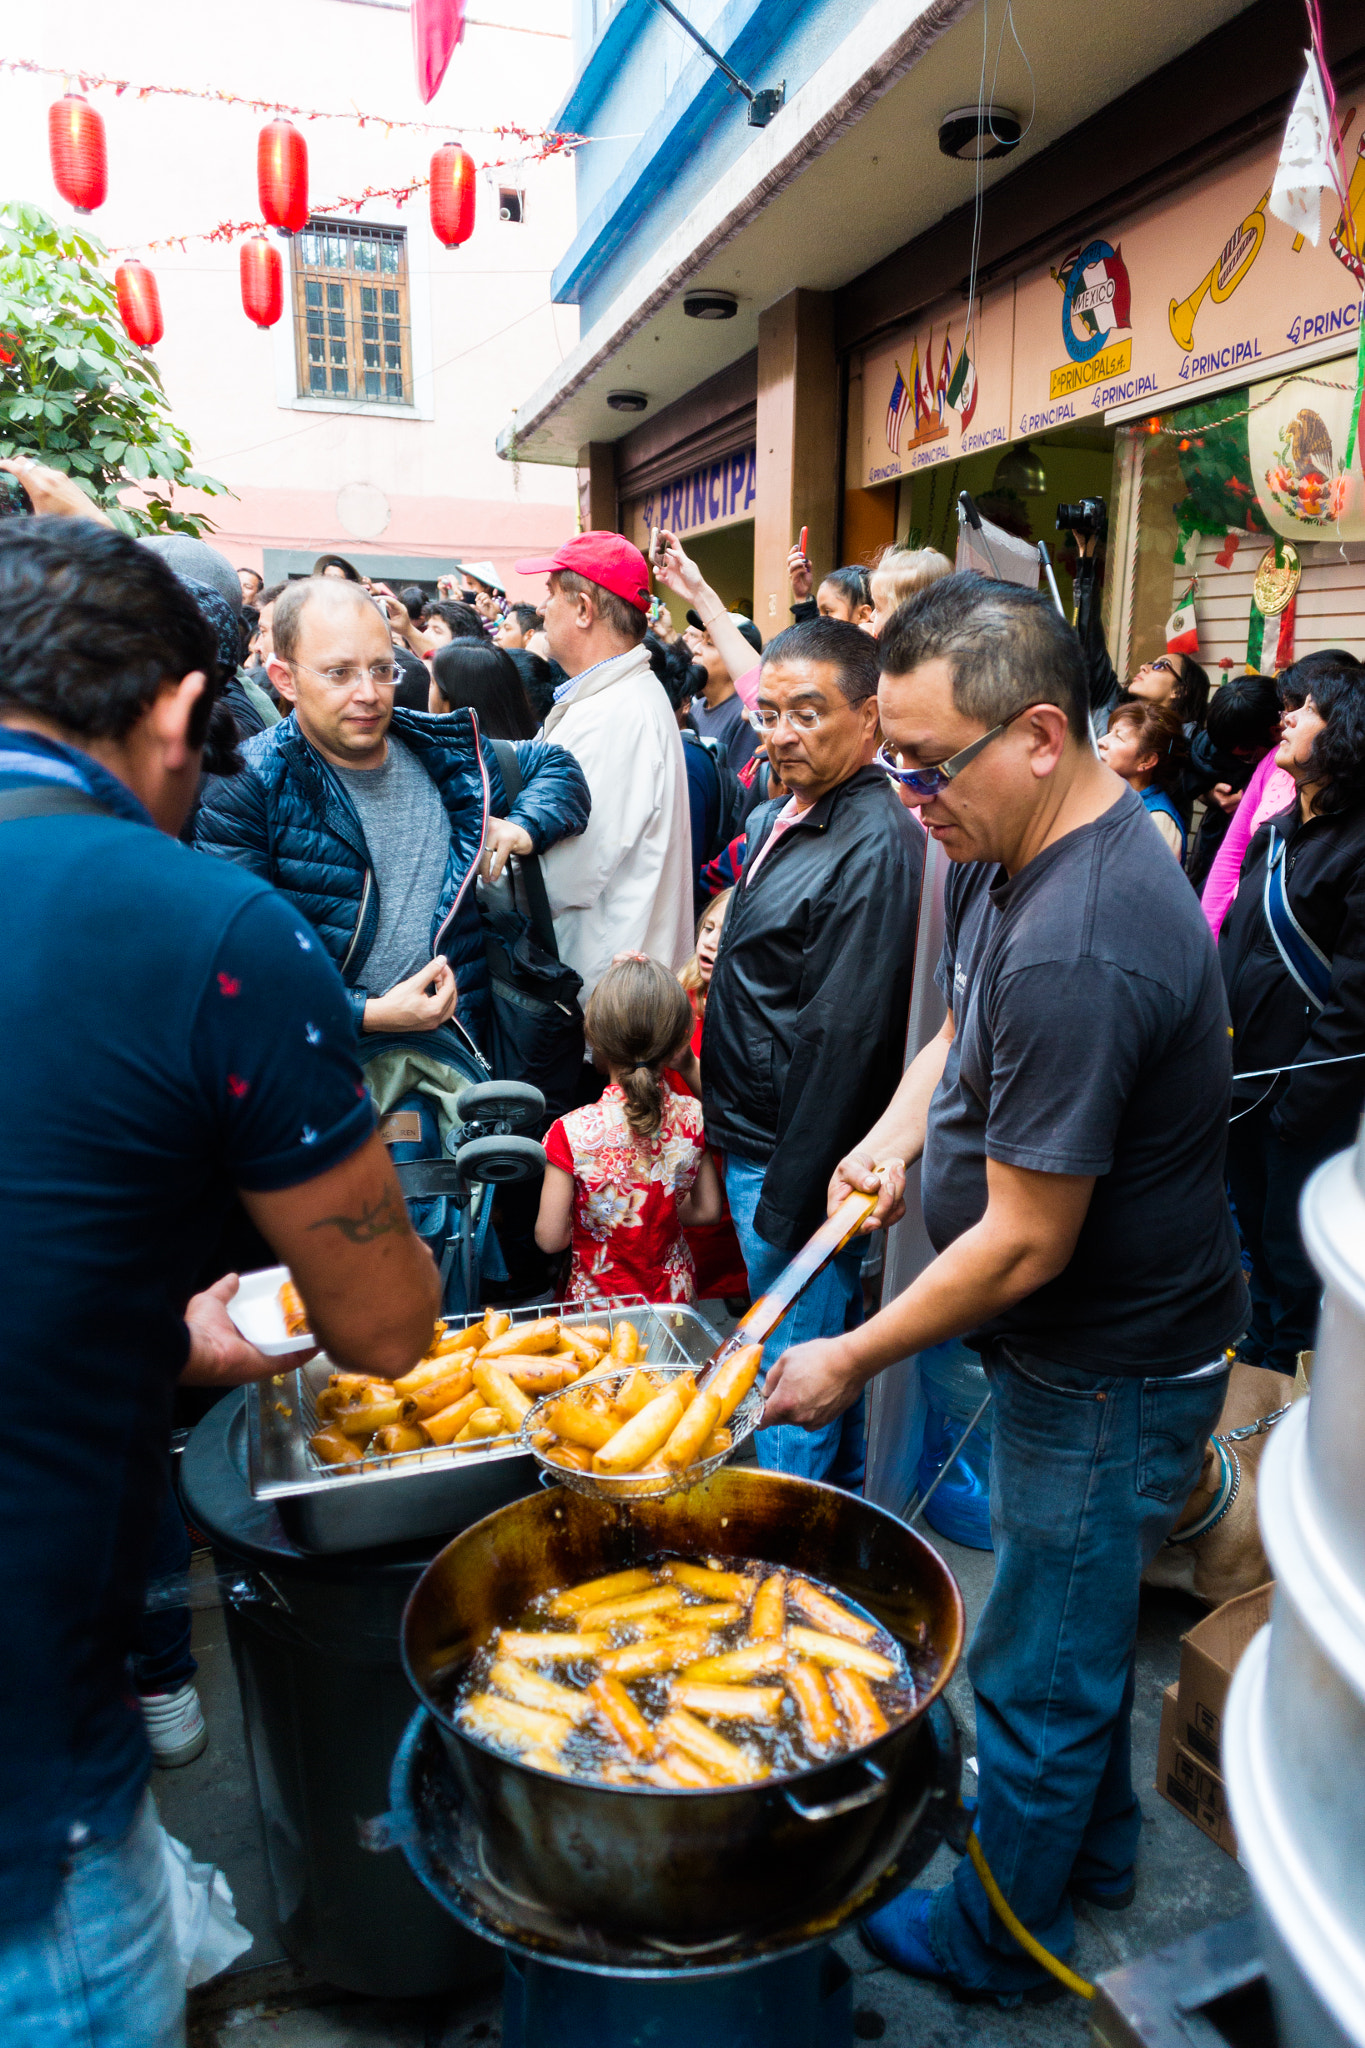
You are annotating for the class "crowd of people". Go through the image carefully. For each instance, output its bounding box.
[2,442,1364,2038]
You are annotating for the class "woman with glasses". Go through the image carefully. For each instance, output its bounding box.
[1126,646,1211,731]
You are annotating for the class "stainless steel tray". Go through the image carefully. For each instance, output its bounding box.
[246,1299,721,1554]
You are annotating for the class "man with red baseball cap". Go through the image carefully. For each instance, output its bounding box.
[515,531,692,1011]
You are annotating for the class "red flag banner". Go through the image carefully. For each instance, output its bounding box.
[412,0,468,105]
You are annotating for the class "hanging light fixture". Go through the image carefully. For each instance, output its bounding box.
[429,143,476,247]
[991,440,1047,495]
[257,120,309,236]
[239,237,284,328]
[938,104,1022,161]
[115,261,164,348]
[49,95,108,213]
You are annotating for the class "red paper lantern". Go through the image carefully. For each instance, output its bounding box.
[115,261,163,348]
[430,143,476,248]
[49,95,107,213]
[257,120,308,235]
[239,236,283,328]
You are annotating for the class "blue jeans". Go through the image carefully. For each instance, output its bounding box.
[0,1791,184,2046]
[131,1483,197,1698]
[930,1344,1230,1995]
[724,1155,867,1490]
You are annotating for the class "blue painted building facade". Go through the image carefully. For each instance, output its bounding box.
[556,0,877,326]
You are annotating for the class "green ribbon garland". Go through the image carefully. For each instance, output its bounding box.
[1343,304,1365,476]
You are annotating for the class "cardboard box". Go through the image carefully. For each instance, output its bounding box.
[1156,1683,1238,1858]
[1176,1581,1274,1766]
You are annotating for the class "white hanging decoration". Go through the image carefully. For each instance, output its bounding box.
[1269,50,1339,246]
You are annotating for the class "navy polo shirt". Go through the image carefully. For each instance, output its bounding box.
[0,733,373,1928]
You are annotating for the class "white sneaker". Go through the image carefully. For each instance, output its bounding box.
[140,1682,208,1767]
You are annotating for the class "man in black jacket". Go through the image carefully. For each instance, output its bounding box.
[1219,661,1365,1372]
[701,617,924,1487]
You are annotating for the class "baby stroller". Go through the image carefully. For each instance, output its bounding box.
[361,1021,545,1316]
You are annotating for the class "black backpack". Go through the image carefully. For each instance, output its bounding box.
[479,739,585,1121]
[683,729,747,860]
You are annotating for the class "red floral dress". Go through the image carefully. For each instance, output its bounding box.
[543,1081,705,1304]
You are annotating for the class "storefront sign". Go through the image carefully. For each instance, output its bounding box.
[858,113,1365,484]
[624,444,757,550]
[858,285,1014,489]
[1013,119,1365,427]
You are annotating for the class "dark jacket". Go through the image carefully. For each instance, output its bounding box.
[391,643,432,712]
[1219,796,1365,1143]
[701,766,925,1250]
[193,707,590,1050]
[1073,555,1119,720]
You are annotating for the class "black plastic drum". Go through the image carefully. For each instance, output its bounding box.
[181,1391,514,1998]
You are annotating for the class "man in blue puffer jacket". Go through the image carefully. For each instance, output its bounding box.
[194,575,590,1053]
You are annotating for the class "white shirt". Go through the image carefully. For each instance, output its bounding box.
[538,644,693,1000]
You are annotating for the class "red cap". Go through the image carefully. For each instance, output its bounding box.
[515,530,651,614]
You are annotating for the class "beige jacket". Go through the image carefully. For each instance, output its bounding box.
[539,644,694,999]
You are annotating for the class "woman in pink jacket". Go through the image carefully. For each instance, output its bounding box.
[1203,652,1360,939]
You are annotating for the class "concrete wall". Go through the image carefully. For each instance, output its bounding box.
[1,0,581,598]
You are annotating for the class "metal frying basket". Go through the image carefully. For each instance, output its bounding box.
[519,1363,763,1503]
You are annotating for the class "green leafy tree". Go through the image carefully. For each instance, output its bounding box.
[0,200,228,536]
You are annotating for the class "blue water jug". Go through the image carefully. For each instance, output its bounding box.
[915,1340,993,1550]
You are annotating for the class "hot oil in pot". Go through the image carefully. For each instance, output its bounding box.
[440,1554,920,1789]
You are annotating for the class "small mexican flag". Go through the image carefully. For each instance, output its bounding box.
[1166,584,1199,657]
[947,336,977,428]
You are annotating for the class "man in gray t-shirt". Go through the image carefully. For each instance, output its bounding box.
[334,740,451,1001]
[763,580,1245,2005]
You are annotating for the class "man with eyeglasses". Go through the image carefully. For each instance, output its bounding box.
[762,577,1247,2006]
[196,574,589,1047]
[700,616,924,1488]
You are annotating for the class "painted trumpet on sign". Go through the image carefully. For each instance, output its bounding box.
[1168,186,1271,353]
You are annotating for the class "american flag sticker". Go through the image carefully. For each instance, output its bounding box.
[885,363,912,455]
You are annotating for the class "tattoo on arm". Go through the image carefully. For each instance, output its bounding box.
[307,1185,410,1244]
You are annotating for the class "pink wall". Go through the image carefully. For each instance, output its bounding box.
[172,484,577,599]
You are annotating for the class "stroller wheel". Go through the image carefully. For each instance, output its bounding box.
[455,1133,545,1185]
[454,1080,547,1133]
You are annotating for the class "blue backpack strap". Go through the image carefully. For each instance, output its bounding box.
[1263,833,1332,1010]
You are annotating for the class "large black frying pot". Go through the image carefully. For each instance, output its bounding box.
[402,1466,964,1940]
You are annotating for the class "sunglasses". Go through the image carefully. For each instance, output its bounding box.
[876,703,1043,796]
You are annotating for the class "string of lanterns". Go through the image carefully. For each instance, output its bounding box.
[5,55,566,140]
[45,93,555,344]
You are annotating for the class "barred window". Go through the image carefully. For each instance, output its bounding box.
[292,221,412,405]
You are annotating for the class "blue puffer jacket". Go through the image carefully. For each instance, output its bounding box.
[193,707,590,1049]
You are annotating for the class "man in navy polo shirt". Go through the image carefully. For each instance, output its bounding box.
[0,505,440,2047]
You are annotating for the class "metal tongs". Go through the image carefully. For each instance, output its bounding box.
[694,1186,881,1391]
[519,1188,883,1500]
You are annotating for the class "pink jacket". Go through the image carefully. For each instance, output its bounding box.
[1201,749,1297,940]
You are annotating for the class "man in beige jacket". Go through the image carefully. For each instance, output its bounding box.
[516,532,693,1003]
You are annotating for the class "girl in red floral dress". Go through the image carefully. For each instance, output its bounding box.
[536,956,722,1304]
